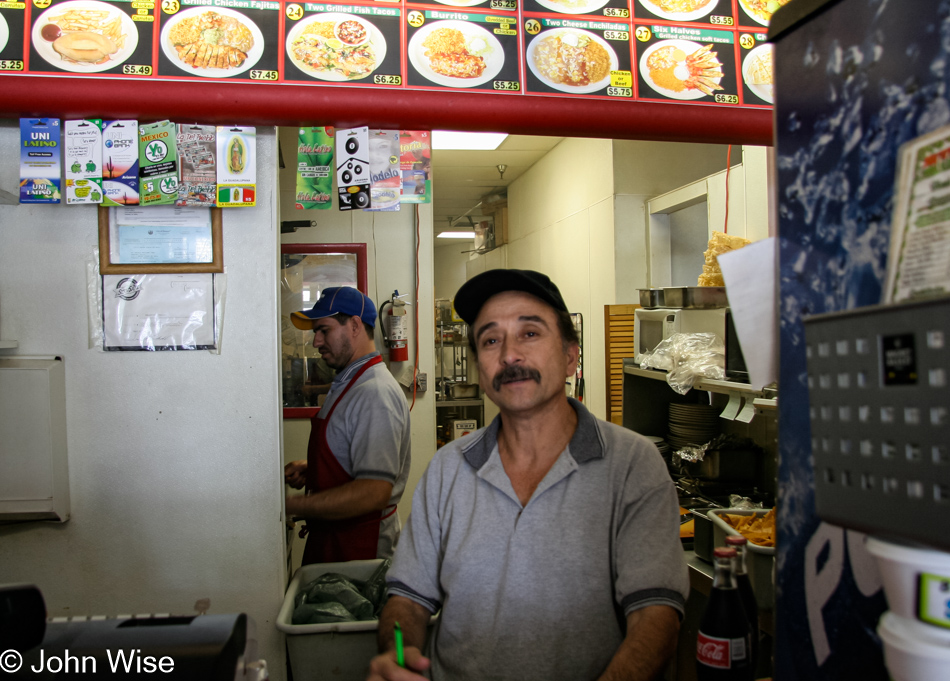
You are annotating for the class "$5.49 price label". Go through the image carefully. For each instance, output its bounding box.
[122,64,152,76]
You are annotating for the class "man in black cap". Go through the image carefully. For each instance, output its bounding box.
[284,286,411,565]
[368,269,688,681]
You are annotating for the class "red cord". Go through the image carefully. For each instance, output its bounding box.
[410,203,420,411]
[724,144,732,234]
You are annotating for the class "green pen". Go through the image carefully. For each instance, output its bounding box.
[394,621,405,668]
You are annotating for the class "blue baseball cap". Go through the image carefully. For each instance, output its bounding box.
[291,286,377,330]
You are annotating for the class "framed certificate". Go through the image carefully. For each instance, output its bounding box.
[98,205,224,274]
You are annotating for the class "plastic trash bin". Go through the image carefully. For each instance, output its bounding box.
[276,560,437,681]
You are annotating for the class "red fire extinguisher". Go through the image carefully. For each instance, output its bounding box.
[380,291,409,362]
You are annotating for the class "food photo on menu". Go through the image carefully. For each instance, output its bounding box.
[740,39,773,104]
[636,25,738,103]
[633,0,737,26]
[156,2,280,79]
[522,0,631,19]
[523,19,632,97]
[406,11,520,91]
[737,0,790,26]
[283,6,402,84]
[0,5,23,66]
[28,0,153,75]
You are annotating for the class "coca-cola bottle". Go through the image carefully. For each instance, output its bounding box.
[725,535,759,674]
[696,547,754,680]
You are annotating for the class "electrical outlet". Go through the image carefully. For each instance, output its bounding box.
[416,372,427,392]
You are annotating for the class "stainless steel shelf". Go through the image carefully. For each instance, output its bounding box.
[436,399,483,408]
[623,365,777,407]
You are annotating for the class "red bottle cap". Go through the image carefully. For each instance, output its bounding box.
[725,535,748,546]
[713,547,737,558]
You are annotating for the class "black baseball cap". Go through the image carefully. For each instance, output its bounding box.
[453,269,569,325]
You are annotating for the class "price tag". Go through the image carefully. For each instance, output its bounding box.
[250,70,278,80]
[490,0,516,8]
[710,15,733,25]
[603,7,628,17]
[607,86,632,97]
[0,59,24,71]
[715,94,739,104]
[122,64,152,75]
[610,70,631,87]
[603,30,628,41]
[919,574,950,629]
[493,80,520,91]
[374,74,402,85]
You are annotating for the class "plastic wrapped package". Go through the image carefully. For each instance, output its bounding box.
[639,332,725,394]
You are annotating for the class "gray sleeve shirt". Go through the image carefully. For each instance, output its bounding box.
[387,398,688,681]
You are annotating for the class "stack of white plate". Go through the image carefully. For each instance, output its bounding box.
[645,435,671,458]
[667,404,720,450]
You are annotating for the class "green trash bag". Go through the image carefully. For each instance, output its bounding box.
[295,572,375,621]
[359,558,392,617]
[292,600,357,625]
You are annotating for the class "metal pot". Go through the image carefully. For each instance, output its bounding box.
[447,383,479,399]
[638,288,665,308]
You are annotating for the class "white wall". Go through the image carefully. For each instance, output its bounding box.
[275,127,436,575]
[0,123,286,674]
[434,241,471,302]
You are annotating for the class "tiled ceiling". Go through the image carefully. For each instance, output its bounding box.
[430,134,563,235]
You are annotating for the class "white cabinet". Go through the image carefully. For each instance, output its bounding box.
[0,357,69,522]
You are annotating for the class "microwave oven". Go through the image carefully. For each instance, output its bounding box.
[633,307,748,380]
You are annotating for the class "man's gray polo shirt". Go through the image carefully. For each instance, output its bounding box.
[387,398,688,681]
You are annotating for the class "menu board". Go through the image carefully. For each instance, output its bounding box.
[1,0,784,108]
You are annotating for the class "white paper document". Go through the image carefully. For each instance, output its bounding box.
[718,237,778,390]
[884,124,950,303]
[102,274,216,351]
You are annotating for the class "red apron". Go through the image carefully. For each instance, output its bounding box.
[301,355,398,564]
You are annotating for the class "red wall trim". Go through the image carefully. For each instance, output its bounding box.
[1,76,773,146]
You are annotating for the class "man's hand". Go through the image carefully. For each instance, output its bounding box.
[284,460,307,489]
[366,647,430,681]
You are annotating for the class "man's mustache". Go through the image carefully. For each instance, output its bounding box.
[492,365,541,391]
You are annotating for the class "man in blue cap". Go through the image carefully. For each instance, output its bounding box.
[285,286,411,565]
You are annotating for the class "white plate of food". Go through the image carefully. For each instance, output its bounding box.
[32,0,137,73]
[0,13,9,54]
[286,13,385,81]
[408,20,503,88]
[526,28,617,94]
[637,0,719,22]
[738,0,790,26]
[742,42,773,103]
[161,6,263,77]
[535,0,611,15]
[640,39,724,100]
